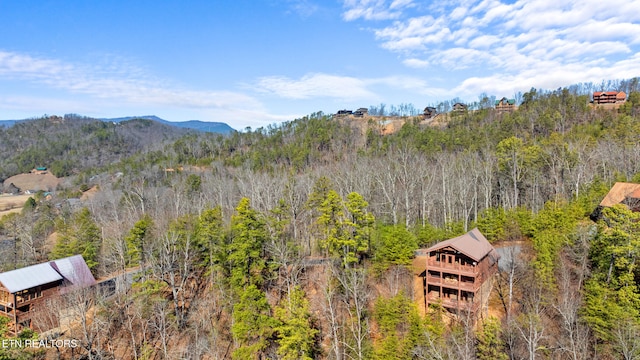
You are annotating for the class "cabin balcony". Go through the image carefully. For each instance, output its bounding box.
[426,292,480,313]
[426,259,478,277]
[425,276,480,293]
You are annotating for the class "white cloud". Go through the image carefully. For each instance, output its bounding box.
[0,50,265,114]
[342,0,414,21]
[254,73,376,100]
[343,0,640,100]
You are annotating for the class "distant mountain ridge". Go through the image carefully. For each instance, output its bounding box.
[102,115,235,134]
[0,115,235,134]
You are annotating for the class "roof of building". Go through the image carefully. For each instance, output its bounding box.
[495,97,516,105]
[0,263,63,294]
[599,182,640,207]
[593,91,626,97]
[0,255,95,294]
[424,228,499,262]
[49,255,97,290]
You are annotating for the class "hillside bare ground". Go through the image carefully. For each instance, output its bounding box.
[0,194,32,217]
[3,172,61,192]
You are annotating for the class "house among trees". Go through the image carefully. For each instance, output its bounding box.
[0,255,96,336]
[495,97,517,113]
[335,109,353,117]
[592,91,627,104]
[419,228,499,314]
[590,182,640,221]
[353,108,369,117]
[452,102,468,113]
[423,106,437,119]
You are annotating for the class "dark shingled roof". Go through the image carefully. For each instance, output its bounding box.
[425,228,499,263]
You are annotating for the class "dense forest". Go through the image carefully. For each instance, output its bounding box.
[1,78,640,359]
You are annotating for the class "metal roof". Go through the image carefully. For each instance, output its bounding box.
[50,255,96,290]
[0,262,63,293]
[424,228,499,263]
[0,255,96,294]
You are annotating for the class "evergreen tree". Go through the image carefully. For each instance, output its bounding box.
[373,293,425,360]
[232,284,277,360]
[195,206,226,277]
[228,198,269,289]
[476,316,508,360]
[50,207,100,273]
[373,224,417,272]
[125,214,153,267]
[274,286,318,360]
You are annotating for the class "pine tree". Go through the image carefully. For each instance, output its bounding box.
[274,286,318,360]
[50,208,100,273]
[125,214,153,267]
[476,316,509,360]
[232,284,277,359]
[228,198,269,289]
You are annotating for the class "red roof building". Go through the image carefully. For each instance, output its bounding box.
[593,91,627,104]
[419,228,499,314]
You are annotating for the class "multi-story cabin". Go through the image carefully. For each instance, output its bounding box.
[592,91,626,104]
[495,97,517,113]
[423,106,437,119]
[0,255,96,335]
[420,228,499,314]
[452,102,468,113]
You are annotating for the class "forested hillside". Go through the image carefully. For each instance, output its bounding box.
[2,80,640,359]
[0,114,196,180]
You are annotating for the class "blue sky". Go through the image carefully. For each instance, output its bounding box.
[1,0,639,129]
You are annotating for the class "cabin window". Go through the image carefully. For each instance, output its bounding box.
[448,256,453,264]
[435,253,440,262]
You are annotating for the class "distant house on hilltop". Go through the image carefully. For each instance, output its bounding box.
[335,109,353,117]
[592,91,626,104]
[0,255,96,335]
[452,102,468,113]
[417,228,499,314]
[423,106,437,119]
[591,182,640,220]
[354,108,369,117]
[495,97,517,113]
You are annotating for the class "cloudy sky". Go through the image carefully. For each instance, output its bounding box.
[1,0,639,129]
